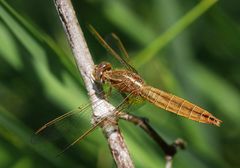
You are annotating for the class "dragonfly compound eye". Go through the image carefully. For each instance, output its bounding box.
[93,62,112,83]
[100,62,112,71]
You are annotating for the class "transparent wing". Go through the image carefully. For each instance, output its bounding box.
[109,33,130,61]
[88,25,138,74]
[32,90,133,155]
[34,103,92,135]
[110,33,138,74]
[32,96,105,150]
[58,91,134,155]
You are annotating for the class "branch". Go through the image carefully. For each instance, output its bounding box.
[120,113,186,168]
[53,0,134,167]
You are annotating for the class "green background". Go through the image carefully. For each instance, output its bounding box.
[0,0,239,167]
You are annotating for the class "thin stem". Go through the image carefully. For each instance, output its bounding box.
[53,0,134,167]
[120,113,186,167]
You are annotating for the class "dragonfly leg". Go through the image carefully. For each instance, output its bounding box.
[105,86,112,99]
[120,92,128,100]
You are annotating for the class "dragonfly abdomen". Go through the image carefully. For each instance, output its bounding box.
[140,86,222,126]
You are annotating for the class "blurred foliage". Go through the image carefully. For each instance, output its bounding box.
[0,0,239,168]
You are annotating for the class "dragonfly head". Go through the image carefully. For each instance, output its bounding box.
[93,62,112,83]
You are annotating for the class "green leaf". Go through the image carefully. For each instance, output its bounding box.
[0,23,22,69]
[133,0,218,68]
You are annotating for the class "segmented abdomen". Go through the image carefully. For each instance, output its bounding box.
[140,86,222,126]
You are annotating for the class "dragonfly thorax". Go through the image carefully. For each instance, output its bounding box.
[93,61,112,83]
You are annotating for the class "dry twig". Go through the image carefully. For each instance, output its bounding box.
[53,0,134,167]
[120,113,186,168]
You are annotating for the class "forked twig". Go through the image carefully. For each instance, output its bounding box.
[53,0,134,167]
[120,113,186,168]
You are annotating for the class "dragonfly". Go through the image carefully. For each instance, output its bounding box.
[35,25,222,153]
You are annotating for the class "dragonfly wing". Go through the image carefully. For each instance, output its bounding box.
[33,89,133,155]
[110,33,138,74]
[32,97,107,148]
[35,103,91,135]
[88,25,138,74]
[58,91,134,154]
[33,105,91,144]
[110,33,130,60]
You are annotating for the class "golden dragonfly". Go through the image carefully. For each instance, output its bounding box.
[35,25,222,152]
